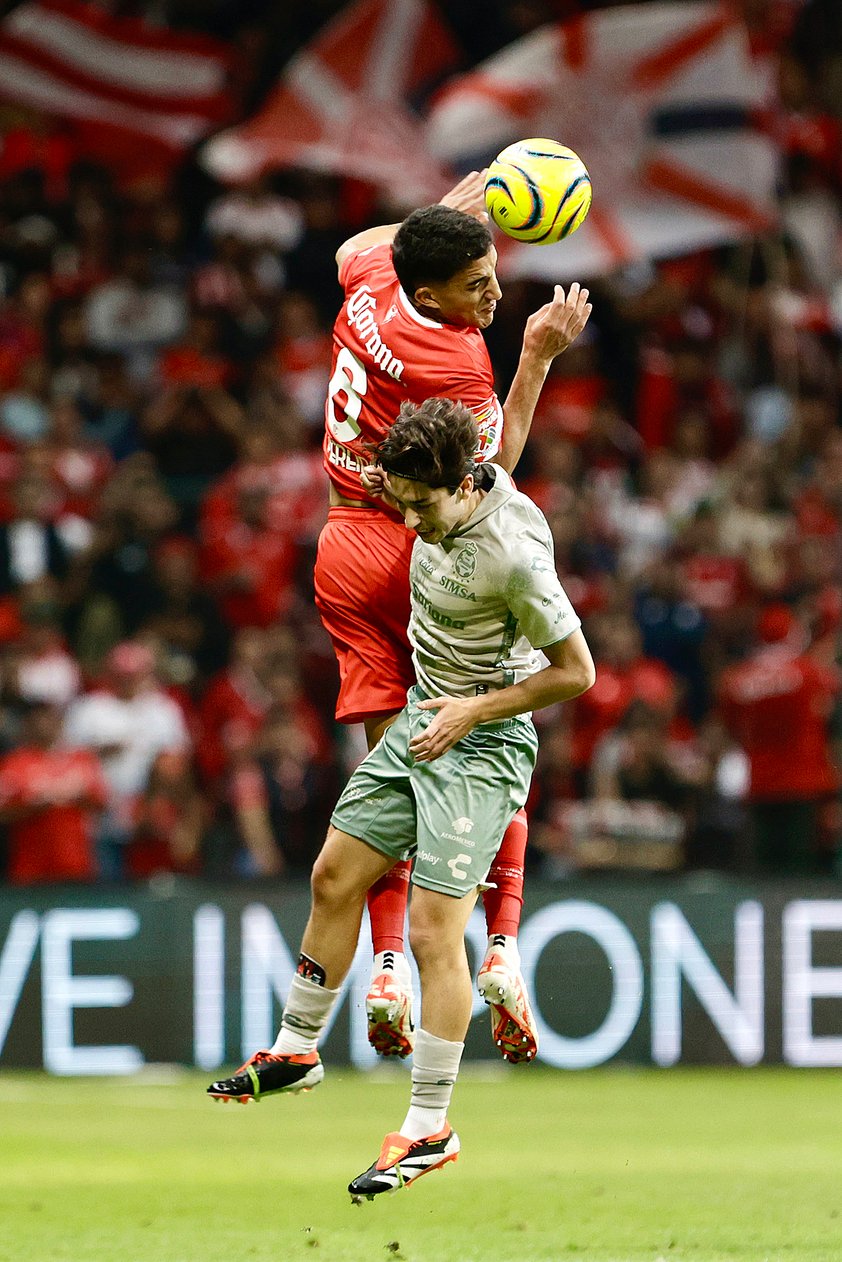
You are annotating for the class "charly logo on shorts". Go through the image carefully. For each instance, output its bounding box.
[447,854,472,881]
[453,543,478,580]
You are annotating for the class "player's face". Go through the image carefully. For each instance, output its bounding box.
[416,249,502,329]
[386,473,473,545]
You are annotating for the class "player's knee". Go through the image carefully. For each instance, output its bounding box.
[408,905,461,971]
[310,841,350,908]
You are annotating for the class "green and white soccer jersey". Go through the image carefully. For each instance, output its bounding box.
[331,467,581,897]
[408,465,580,704]
[330,686,538,897]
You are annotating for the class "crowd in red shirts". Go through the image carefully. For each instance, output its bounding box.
[0,0,839,883]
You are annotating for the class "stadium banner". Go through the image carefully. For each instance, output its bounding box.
[0,0,233,175]
[1,879,841,1074]
[425,1,779,278]
[200,0,456,199]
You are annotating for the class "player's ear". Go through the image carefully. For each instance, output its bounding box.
[414,285,440,313]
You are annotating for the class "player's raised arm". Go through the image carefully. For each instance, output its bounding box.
[335,223,401,274]
[497,282,592,473]
[335,171,489,275]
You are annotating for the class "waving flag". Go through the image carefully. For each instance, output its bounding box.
[426,1,779,278]
[201,0,457,202]
[0,0,231,153]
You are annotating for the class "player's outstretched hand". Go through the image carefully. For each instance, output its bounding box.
[522,282,592,363]
[409,695,481,761]
[439,170,489,222]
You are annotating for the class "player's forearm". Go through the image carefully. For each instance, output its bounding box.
[335,225,400,272]
[470,658,595,725]
[498,349,553,472]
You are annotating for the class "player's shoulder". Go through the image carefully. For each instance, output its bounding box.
[491,466,550,529]
[339,242,395,293]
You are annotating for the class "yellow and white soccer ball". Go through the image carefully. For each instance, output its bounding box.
[484,138,592,245]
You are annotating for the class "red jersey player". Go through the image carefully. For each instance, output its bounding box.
[313,173,591,1062]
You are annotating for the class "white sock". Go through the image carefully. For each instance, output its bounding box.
[270,973,342,1056]
[370,949,412,988]
[400,1028,464,1141]
[487,933,520,967]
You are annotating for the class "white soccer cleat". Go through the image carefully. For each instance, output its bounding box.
[365,953,415,1058]
[477,945,539,1064]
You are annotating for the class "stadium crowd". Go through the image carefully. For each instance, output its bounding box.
[0,0,839,885]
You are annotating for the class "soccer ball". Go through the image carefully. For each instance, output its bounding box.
[484,138,592,245]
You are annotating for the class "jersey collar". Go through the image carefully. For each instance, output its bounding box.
[448,464,515,538]
[398,285,444,329]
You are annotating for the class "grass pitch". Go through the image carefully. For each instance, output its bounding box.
[0,1066,839,1262]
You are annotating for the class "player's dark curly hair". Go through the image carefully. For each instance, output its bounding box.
[392,206,492,296]
[371,398,479,490]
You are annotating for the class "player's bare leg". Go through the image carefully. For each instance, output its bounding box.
[363,710,417,1058]
[208,828,394,1103]
[478,808,538,1063]
[349,884,476,1201]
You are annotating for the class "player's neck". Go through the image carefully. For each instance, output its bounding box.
[456,488,485,530]
[413,299,446,325]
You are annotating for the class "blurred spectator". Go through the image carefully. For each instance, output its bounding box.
[0,474,72,595]
[718,603,840,873]
[63,640,190,879]
[159,309,233,391]
[142,384,244,510]
[0,356,50,444]
[205,173,304,257]
[716,446,792,593]
[142,535,230,683]
[127,750,207,879]
[79,353,141,458]
[197,626,270,788]
[85,243,187,381]
[570,613,679,787]
[602,450,678,578]
[633,559,709,718]
[199,471,300,628]
[0,273,50,391]
[685,716,750,871]
[272,291,333,427]
[46,396,114,518]
[590,701,698,812]
[0,701,107,884]
[229,704,336,878]
[14,585,81,707]
[73,460,179,654]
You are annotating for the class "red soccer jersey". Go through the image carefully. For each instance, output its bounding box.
[718,647,840,800]
[323,244,504,505]
[0,746,107,883]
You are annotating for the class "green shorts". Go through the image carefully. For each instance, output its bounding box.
[330,686,538,898]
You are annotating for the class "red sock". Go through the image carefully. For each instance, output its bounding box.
[367,860,411,954]
[482,809,527,938]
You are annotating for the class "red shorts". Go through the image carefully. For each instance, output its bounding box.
[314,507,414,724]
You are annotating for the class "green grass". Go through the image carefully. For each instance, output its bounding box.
[0,1067,840,1262]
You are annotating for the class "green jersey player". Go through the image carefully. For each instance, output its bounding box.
[207,397,595,1199]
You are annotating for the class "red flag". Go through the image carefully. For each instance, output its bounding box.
[202,0,458,201]
[0,0,232,159]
